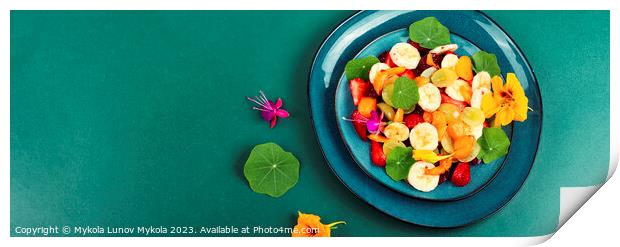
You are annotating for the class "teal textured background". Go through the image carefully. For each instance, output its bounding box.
[11,11,610,237]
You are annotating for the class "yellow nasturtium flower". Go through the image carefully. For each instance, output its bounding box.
[481,73,529,127]
[291,212,345,237]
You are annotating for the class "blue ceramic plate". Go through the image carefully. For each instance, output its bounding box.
[309,11,542,227]
[335,29,513,201]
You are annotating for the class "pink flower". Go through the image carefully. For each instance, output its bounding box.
[246,91,290,128]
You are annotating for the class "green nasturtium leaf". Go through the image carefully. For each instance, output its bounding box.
[345,56,380,81]
[477,127,511,164]
[472,51,501,77]
[391,76,419,110]
[386,146,414,181]
[409,17,451,49]
[243,142,300,197]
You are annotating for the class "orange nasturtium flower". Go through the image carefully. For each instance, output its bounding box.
[291,212,345,237]
[481,73,529,127]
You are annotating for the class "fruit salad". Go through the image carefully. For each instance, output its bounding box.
[343,17,530,192]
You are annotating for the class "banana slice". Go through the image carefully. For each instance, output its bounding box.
[418,83,441,112]
[409,122,439,151]
[429,44,458,54]
[457,142,481,162]
[440,134,454,153]
[407,161,440,192]
[420,67,437,78]
[441,54,459,69]
[389,43,421,69]
[470,87,491,109]
[445,79,471,101]
[472,71,491,91]
[369,62,390,85]
[383,122,410,142]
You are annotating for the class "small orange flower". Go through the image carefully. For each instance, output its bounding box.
[291,212,345,237]
[481,73,529,127]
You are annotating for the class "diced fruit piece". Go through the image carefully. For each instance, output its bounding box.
[401,69,416,80]
[438,103,461,123]
[383,122,410,142]
[368,134,390,143]
[404,113,424,129]
[425,157,453,175]
[431,68,458,87]
[431,111,448,139]
[452,135,475,160]
[377,103,395,121]
[417,83,441,112]
[472,71,491,91]
[429,44,459,54]
[349,78,370,106]
[370,141,386,167]
[423,111,433,123]
[441,54,459,69]
[455,56,474,81]
[447,120,471,140]
[460,107,485,127]
[407,40,431,54]
[440,93,468,111]
[394,108,405,123]
[414,76,429,87]
[379,51,397,67]
[440,134,454,153]
[457,142,480,162]
[389,42,421,69]
[383,139,406,156]
[358,97,377,118]
[369,63,390,85]
[408,161,440,192]
[451,162,471,187]
[420,67,437,78]
[459,84,473,103]
[351,110,368,141]
[373,67,405,94]
[409,122,439,151]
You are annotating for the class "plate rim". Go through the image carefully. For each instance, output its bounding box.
[307,10,543,228]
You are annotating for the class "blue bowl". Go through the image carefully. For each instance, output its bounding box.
[335,29,513,201]
[309,11,542,227]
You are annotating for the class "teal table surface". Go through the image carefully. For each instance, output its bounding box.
[11,10,610,237]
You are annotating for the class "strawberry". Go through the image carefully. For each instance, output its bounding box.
[441,92,468,110]
[451,162,471,187]
[403,113,424,129]
[349,78,370,106]
[351,110,368,141]
[370,141,386,167]
[401,69,416,80]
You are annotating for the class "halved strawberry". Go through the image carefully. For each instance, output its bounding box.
[403,113,424,129]
[349,78,370,106]
[351,110,368,141]
[400,69,416,80]
[370,141,386,167]
[441,93,468,110]
[451,162,471,187]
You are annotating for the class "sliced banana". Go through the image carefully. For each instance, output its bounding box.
[445,79,471,101]
[440,134,454,153]
[420,67,437,78]
[409,122,439,151]
[389,42,421,69]
[441,54,459,69]
[407,161,440,192]
[418,83,441,112]
[429,44,458,54]
[465,123,483,140]
[383,122,410,142]
[470,87,491,109]
[472,71,491,91]
[457,142,481,162]
[369,62,390,85]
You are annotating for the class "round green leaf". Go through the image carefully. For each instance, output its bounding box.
[408,17,451,49]
[345,56,380,81]
[243,142,300,197]
[477,127,510,163]
[386,146,414,181]
[391,76,419,110]
[472,51,501,77]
